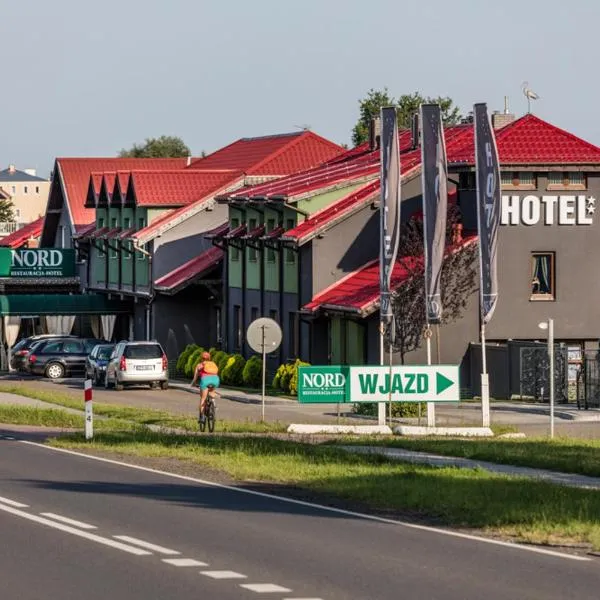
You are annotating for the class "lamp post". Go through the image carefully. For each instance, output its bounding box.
[538,319,554,439]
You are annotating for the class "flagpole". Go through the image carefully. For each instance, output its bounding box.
[378,320,385,425]
[425,325,434,426]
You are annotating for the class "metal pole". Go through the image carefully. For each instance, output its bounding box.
[84,379,93,440]
[378,320,386,425]
[388,327,393,427]
[480,323,490,427]
[549,318,555,439]
[425,327,435,427]
[261,326,266,422]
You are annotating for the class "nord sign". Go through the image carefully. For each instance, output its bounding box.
[298,365,460,403]
[0,248,76,277]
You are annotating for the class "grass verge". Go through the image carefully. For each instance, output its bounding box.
[0,383,287,433]
[326,436,600,478]
[49,429,600,550]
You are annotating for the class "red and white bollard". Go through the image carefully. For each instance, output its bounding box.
[84,379,93,440]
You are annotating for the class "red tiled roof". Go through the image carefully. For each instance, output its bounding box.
[282,180,380,245]
[130,169,241,207]
[188,131,343,176]
[56,158,190,227]
[303,237,477,315]
[448,114,600,165]
[154,246,224,294]
[130,171,245,245]
[0,217,44,248]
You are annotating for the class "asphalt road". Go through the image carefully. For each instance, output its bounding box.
[1,430,600,599]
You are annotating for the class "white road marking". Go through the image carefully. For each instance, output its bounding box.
[162,558,208,567]
[241,583,292,593]
[113,535,180,555]
[201,570,247,579]
[0,495,29,508]
[22,441,593,563]
[0,503,151,556]
[41,513,97,530]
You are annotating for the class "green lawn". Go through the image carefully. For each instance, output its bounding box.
[51,430,600,550]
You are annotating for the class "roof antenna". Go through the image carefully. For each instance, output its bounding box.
[293,124,311,131]
[521,81,540,114]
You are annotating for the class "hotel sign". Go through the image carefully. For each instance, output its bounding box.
[0,249,76,277]
[501,195,595,226]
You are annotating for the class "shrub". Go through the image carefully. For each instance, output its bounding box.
[272,364,287,390]
[212,350,227,373]
[242,355,263,388]
[351,401,421,419]
[176,344,198,376]
[222,354,246,386]
[185,347,204,379]
[279,364,295,394]
[289,359,310,396]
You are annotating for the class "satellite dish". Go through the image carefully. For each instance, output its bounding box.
[246,318,282,355]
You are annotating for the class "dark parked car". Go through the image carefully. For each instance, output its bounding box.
[85,344,115,385]
[27,338,107,379]
[10,334,78,372]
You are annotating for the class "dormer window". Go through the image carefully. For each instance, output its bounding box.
[547,172,586,190]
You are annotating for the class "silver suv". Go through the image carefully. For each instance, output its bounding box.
[105,341,169,391]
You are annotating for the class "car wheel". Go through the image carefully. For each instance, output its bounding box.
[104,374,113,389]
[149,382,158,389]
[45,362,65,380]
[115,381,124,391]
[160,381,169,390]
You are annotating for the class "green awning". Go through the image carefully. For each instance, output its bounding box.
[0,294,131,316]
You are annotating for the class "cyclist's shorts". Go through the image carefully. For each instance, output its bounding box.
[199,375,220,390]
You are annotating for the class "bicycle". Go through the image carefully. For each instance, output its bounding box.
[199,384,217,433]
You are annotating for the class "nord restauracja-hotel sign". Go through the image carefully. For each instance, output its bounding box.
[500,194,595,226]
[0,249,76,278]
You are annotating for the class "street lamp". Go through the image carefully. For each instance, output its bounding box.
[538,319,554,439]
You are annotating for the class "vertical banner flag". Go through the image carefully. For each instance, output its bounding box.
[421,104,448,323]
[379,107,402,322]
[474,103,501,323]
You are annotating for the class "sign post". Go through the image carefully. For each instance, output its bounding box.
[84,379,93,440]
[247,318,282,422]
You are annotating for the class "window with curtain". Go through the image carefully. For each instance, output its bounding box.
[531,252,555,300]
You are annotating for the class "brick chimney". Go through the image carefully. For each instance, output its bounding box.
[8,164,16,174]
[492,96,515,129]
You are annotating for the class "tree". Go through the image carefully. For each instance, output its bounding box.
[351,89,463,146]
[119,135,191,158]
[0,196,15,223]
[390,206,478,364]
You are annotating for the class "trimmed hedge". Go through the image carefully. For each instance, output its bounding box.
[222,354,246,386]
[272,359,310,395]
[185,347,205,379]
[351,401,421,418]
[176,344,198,376]
[242,355,263,388]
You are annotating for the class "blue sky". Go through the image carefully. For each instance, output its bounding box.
[3,0,598,177]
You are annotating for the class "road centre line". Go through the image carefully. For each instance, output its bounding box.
[0,503,152,556]
[240,583,292,593]
[162,558,208,567]
[0,495,29,508]
[22,441,592,563]
[201,570,247,579]
[41,512,97,529]
[113,535,180,555]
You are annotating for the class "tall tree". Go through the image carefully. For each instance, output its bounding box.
[390,207,478,364]
[352,89,463,146]
[119,135,191,158]
[0,196,15,223]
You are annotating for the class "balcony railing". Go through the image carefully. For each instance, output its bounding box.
[0,222,17,235]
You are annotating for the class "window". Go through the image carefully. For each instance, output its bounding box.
[531,252,555,300]
[289,311,298,358]
[24,186,28,194]
[109,218,118,257]
[98,217,105,228]
[234,305,243,350]
[123,217,132,260]
[11,186,16,194]
[35,186,40,194]
[40,341,63,354]
[63,341,84,354]
[501,171,536,189]
[251,307,259,323]
[124,217,131,229]
[230,218,240,261]
[459,172,476,190]
[124,343,162,359]
[248,218,258,262]
[15,209,20,218]
[269,309,278,323]
[548,172,586,189]
[285,218,296,263]
[137,217,145,261]
[266,218,276,263]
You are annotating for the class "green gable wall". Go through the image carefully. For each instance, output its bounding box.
[296,183,362,215]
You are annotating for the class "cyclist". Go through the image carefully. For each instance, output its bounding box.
[190,352,220,424]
